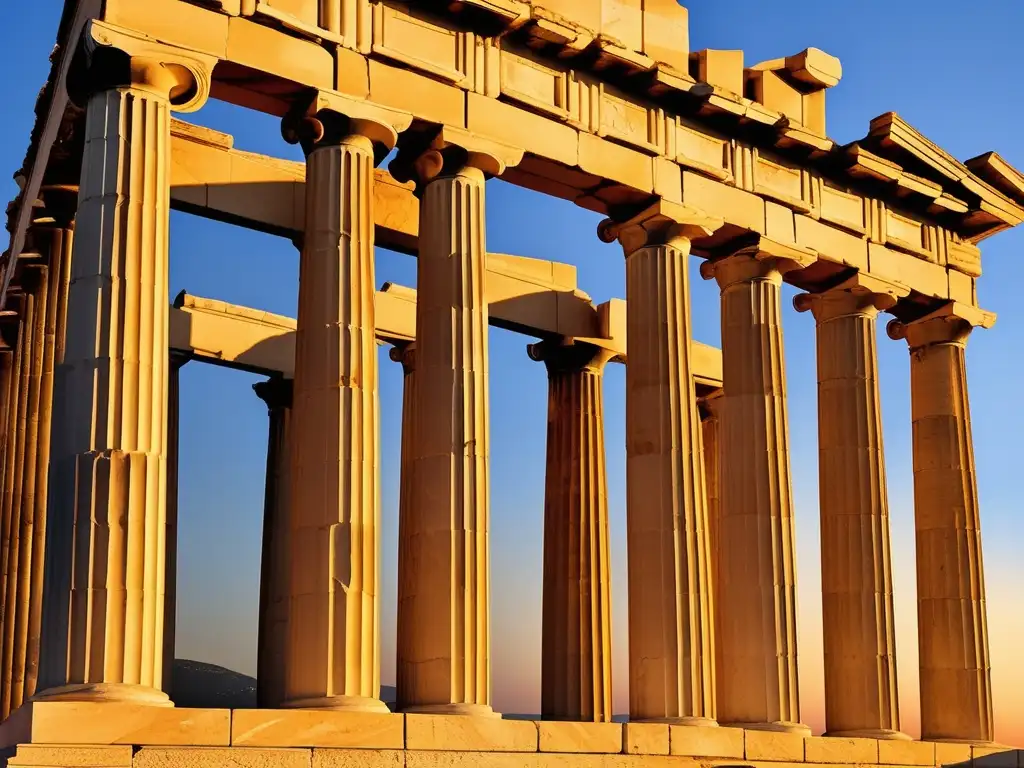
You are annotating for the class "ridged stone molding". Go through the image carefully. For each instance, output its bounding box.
[37,85,175,706]
[889,310,994,743]
[795,281,904,739]
[705,251,807,734]
[530,340,614,723]
[284,134,387,712]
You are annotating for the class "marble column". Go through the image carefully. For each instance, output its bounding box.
[254,377,292,709]
[616,217,717,725]
[701,244,811,733]
[0,297,25,646]
[2,267,45,718]
[698,391,723,708]
[280,96,408,712]
[36,43,213,703]
[888,303,995,743]
[794,276,905,739]
[530,340,614,723]
[163,352,191,699]
[391,342,417,714]
[391,131,520,716]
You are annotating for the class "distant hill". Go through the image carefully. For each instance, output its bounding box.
[170,659,397,709]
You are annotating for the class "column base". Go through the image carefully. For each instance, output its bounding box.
[402,703,500,718]
[32,683,172,707]
[827,728,912,741]
[729,721,811,736]
[633,716,718,727]
[283,695,390,713]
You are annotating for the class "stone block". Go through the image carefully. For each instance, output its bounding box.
[868,243,947,299]
[805,736,877,764]
[227,16,334,90]
[948,269,977,305]
[670,725,744,758]
[312,749,405,768]
[743,730,805,762]
[335,45,370,98]
[601,0,642,51]
[641,0,688,71]
[578,134,653,192]
[653,158,683,203]
[972,747,1019,768]
[623,723,668,755]
[693,49,744,95]
[370,60,466,129]
[795,215,868,269]
[263,0,318,27]
[231,710,404,749]
[407,752,538,768]
[4,702,230,747]
[404,715,538,752]
[681,171,764,234]
[104,0,229,57]
[538,722,621,753]
[878,740,936,766]
[765,201,796,243]
[134,748,311,768]
[8,745,133,767]
[467,94,578,168]
[934,742,972,767]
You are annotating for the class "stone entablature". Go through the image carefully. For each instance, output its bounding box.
[6,0,1023,317]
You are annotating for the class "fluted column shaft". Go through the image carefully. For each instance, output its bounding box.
[163,352,190,699]
[255,377,293,708]
[2,268,45,718]
[699,393,722,709]
[398,165,493,716]
[392,343,417,713]
[37,84,174,705]
[800,289,901,738]
[283,134,385,711]
[893,313,993,742]
[0,300,26,648]
[625,238,715,724]
[534,341,613,723]
[709,253,805,732]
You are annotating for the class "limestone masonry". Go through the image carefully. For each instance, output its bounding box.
[0,0,1022,765]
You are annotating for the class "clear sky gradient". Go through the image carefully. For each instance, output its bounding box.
[3,0,1023,742]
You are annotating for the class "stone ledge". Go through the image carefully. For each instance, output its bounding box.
[312,748,405,768]
[805,735,878,763]
[0,703,231,749]
[670,724,745,758]
[133,747,310,768]
[623,723,668,755]
[8,744,134,767]
[404,715,538,752]
[537,721,621,753]
[880,740,936,766]
[745,729,807,761]
[231,710,404,749]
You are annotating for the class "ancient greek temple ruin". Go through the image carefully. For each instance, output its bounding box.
[0,0,1021,765]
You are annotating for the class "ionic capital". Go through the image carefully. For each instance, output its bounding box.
[282,89,412,160]
[76,20,217,112]
[886,301,996,350]
[390,126,524,194]
[253,377,294,410]
[389,342,417,375]
[700,234,816,290]
[793,272,909,324]
[597,199,721,258]
[527,339,615,375]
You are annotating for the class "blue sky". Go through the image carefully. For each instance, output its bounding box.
[3,0,1024,740]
